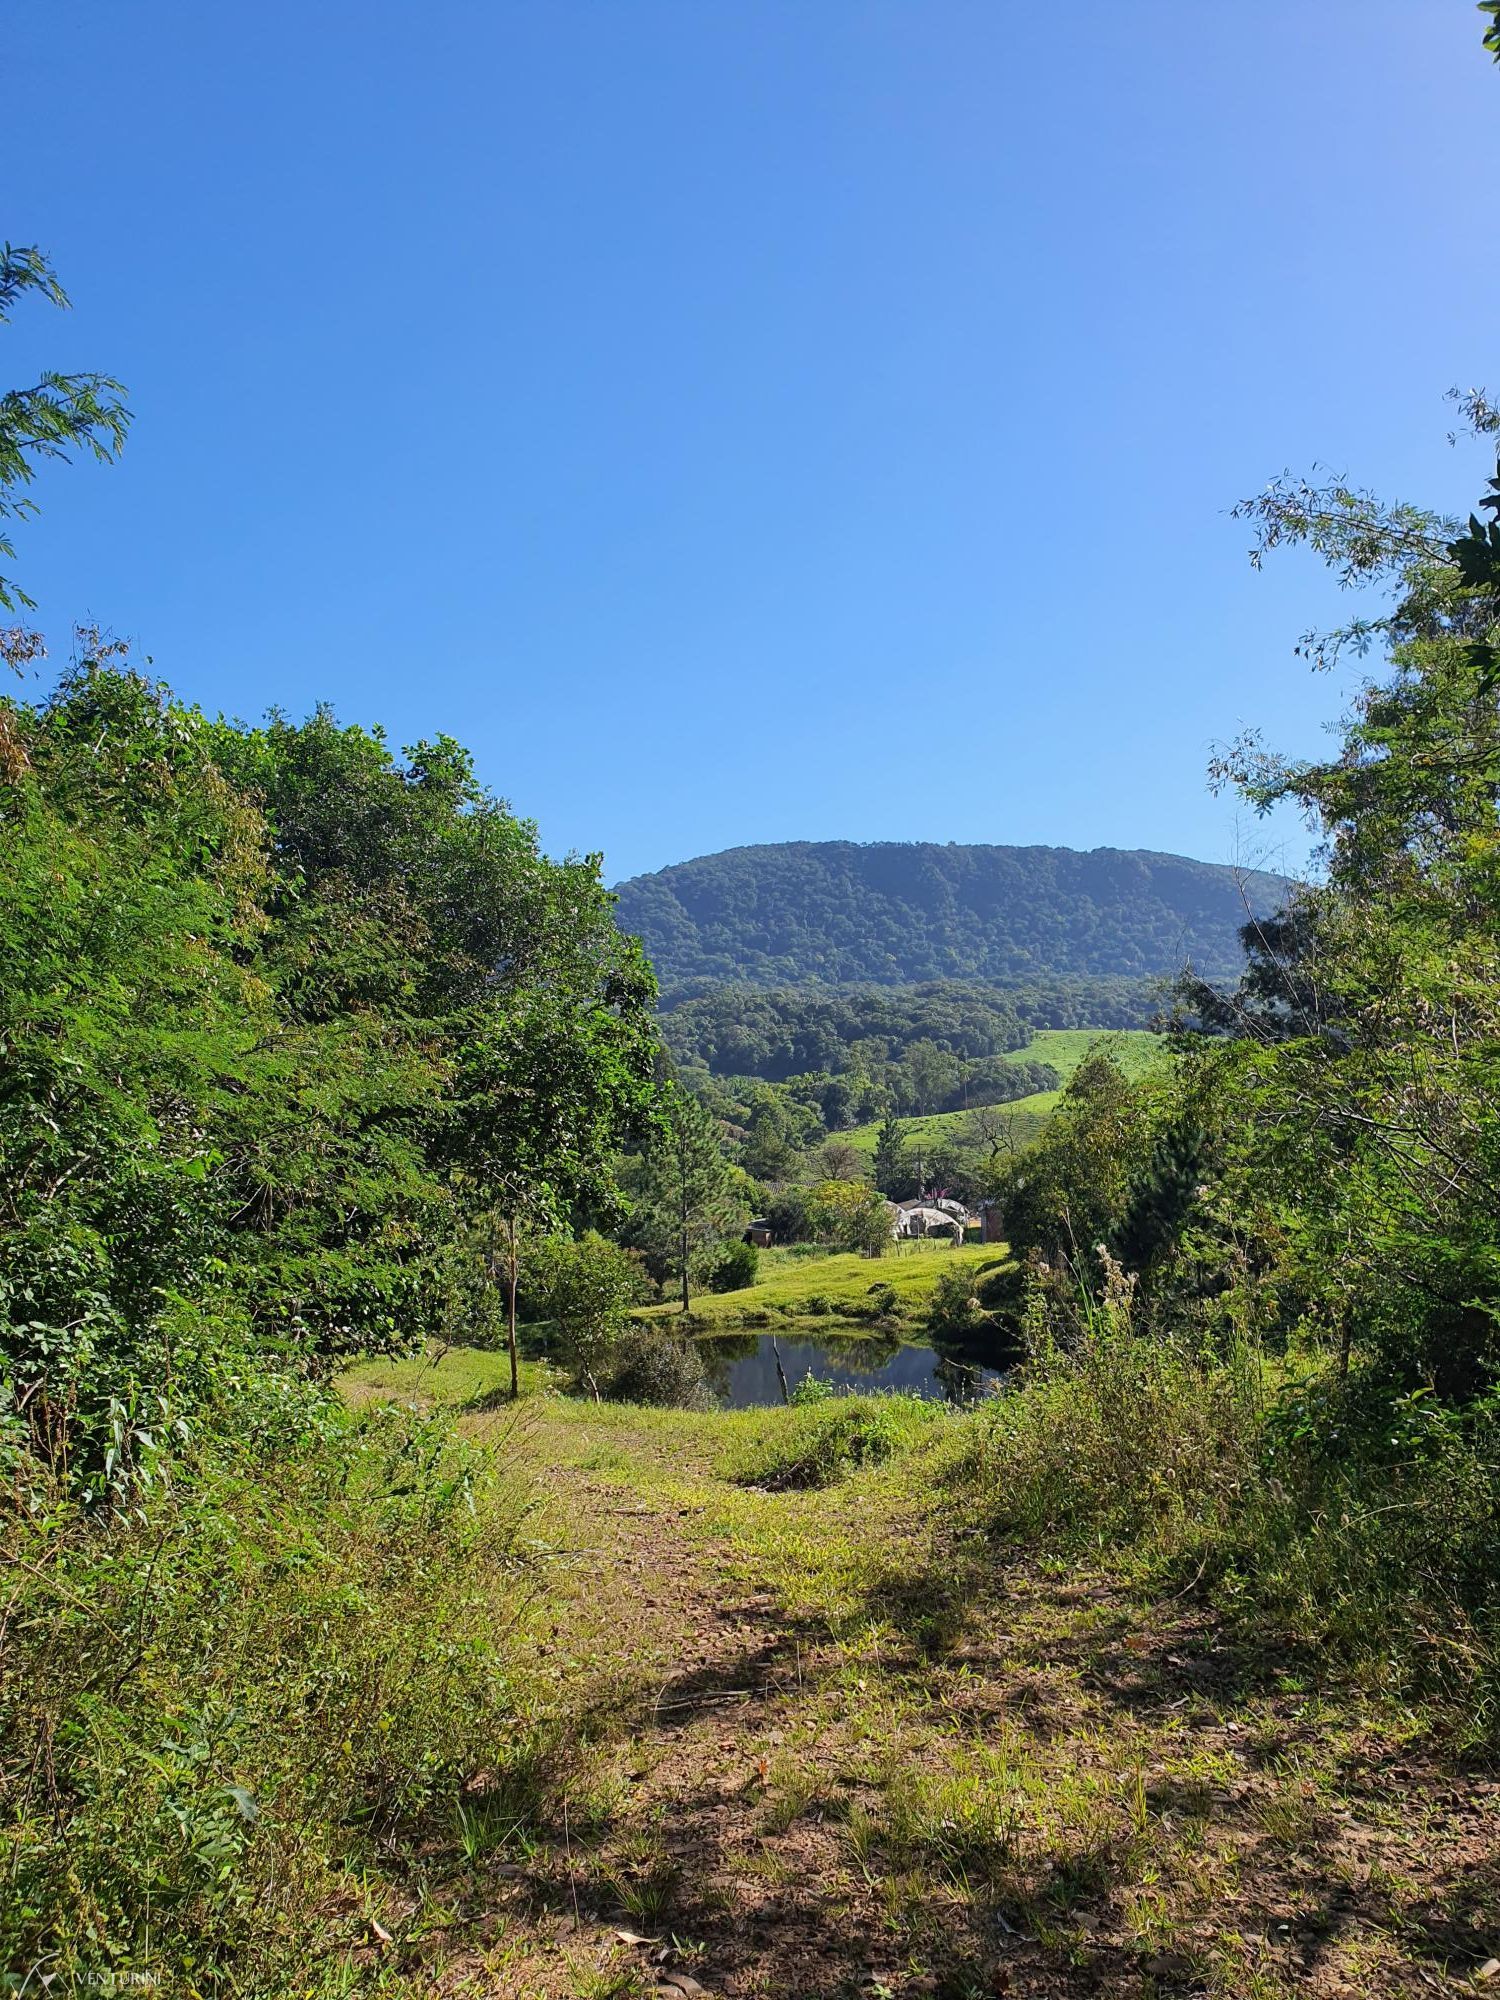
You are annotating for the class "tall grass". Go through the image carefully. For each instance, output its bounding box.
[957,1285,1261,1550]
[726,1387,947,1490]
[0,1384,544,1993]
[947,1267,1500,1736]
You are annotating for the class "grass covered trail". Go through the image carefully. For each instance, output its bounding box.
[841,1028,1166,1160]
[335,1351,1500,1999]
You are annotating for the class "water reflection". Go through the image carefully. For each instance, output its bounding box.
[698,1327,1013,1409]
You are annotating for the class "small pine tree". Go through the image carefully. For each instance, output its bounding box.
[1113,1116,1206,1274]
[640,1086,748,1310]
[872,1115,914,1200]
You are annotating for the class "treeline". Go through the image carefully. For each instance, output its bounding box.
[661,979,1031,1078]
[659,980,1100,1168]
[659,975,1158,1077]
[1,648,659,1490]
[683,1065,1053,1200]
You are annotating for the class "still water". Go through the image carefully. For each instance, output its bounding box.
[697,1328,1009,1410]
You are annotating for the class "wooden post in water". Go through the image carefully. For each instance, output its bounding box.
[770,1331,790,1405]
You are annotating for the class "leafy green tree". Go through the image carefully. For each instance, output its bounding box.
[901,1038,960,1113]
[1181,419,1500,1393]
[1112,1112,1207,1276]
[990,1050,1154,1275]
[519,1232,652,1397]
[1,248,130,612]
[741,1101,804,1183]
[208,703,659,1387]
[1,656,284,1482]
[806,1177,890,1255]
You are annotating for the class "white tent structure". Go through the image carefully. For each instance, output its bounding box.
[893,1203,963,1240]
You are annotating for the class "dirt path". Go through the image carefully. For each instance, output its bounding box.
[401,1402,1500,2000]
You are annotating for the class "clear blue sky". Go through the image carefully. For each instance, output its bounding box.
[7,1,1495,884]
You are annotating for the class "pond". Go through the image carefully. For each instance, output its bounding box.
[696,1327,1011,1410]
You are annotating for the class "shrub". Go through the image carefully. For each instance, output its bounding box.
[958,1256,1259,1548]
[929,1265,985,1334]
[790,1370,836,1405]
[605,1330,712,1410]
[709,1240,760,1292]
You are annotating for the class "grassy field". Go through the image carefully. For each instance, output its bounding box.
[637,1238,1007,1332]
[842,1026,1165,1159]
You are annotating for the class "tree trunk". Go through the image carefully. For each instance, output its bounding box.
[680,1215,690,1313]
[506,1212,520,1400]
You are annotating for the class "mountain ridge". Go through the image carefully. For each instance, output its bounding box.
[612,838,1286,990]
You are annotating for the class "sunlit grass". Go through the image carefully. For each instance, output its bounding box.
[840,1026,1165,1158]
[638,1239,1009,1329]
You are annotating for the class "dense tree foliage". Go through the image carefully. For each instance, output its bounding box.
[0,650,658,1488]
[996,426,1500,1428]
[661,980,1032,1078]
[616,841,1285,989]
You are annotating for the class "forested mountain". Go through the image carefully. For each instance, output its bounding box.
[614,841,1287,991]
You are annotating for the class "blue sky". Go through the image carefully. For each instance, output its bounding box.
[6,0,1495,884]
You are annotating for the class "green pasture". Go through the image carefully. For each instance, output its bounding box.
[841,1026,1165,1158]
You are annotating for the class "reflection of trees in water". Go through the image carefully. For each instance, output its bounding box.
[818,1331,903,1375]
[699,1330,763,1361]
[691,1323,1021,1410]
[930,1325,1021,1406]
[932,1354,989,1404]
[694,1329,761,1400]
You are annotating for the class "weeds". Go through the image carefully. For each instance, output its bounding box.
[730,1392,945,1490]
[0,1399,544,1995]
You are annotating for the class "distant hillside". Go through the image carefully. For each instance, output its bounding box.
[613,841,1284,990]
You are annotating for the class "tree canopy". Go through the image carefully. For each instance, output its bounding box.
[615,841,1287,990]
[0,648,658,1489]
[1,246,130,613]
